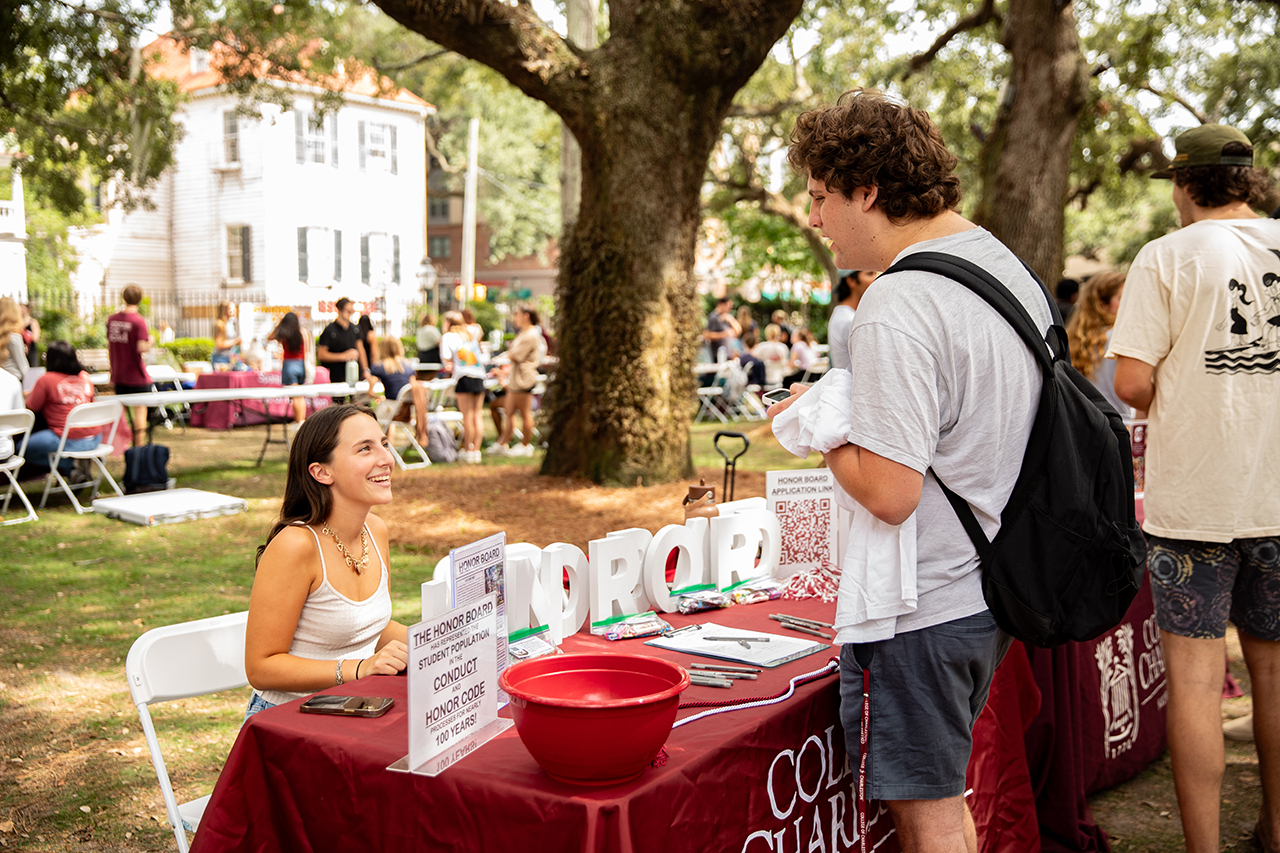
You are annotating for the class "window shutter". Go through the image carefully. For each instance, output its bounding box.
[392,235,400,283]
[390,125,398,175]
[360,234,370,284]
[294,110,305,164]
[241,226,252,282]
[331,115,339,168]
[334,230,342,281]
[358,120,366,171]
[297,227,308,282]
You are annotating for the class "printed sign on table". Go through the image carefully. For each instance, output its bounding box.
[394,592,512,777]
[449,532,509,705]
[766,469,837,578]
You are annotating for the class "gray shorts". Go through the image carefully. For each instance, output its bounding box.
[839,610,1011,801]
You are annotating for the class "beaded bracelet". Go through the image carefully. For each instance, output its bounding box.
[335,659,345,686]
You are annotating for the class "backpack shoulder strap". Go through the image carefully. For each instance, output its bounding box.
[881,250,1061,551]
[883,251,1061,366]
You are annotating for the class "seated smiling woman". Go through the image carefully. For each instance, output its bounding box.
[244,403,409,718]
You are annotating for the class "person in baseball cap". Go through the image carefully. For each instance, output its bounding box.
[1151,123,1255,178]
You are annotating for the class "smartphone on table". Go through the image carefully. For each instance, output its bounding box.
[300,694,395,717]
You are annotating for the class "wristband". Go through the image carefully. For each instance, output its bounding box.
[355,659,363,680]
[335,659,345,686]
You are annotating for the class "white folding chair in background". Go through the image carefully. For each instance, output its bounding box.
[695,363,731,424]
[126,611,249,853]
[0,410,38,525]
[147,364,189,434]
[374,384,431,471]
[38,399,125,513]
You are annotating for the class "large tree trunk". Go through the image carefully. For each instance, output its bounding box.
[374,0,804,484]
[973,0,1088,285]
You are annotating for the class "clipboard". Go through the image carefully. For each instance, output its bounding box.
[644,622,828,668]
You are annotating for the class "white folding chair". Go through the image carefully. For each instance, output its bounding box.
[126,612,249,853]
[38,400,125,513]
[800,357,830,385]
[374,384,431,471]
[147,365,189,434]
[0,410,38,525]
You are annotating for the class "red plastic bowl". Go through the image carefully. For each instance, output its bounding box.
[499,653,690,785]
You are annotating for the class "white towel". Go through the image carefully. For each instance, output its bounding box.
[771,369,918,642]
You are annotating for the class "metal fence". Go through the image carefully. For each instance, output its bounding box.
[31,288,272,342]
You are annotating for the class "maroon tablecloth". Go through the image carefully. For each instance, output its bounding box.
[191,588,1159,852]
[187,368,331,430]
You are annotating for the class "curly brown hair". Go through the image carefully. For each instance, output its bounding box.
[1173,142,1275,209]
[1066,271,1126,379]
[788,90,962,224]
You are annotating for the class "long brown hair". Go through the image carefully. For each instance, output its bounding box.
[255,404,376,568]
[1066,271,1126,379]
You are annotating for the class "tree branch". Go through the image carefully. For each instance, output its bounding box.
[1139,83,1209,125]
[51,0,135,26]
[375,47,453,74]
[371,0,589,126]
[903,0,1002,80]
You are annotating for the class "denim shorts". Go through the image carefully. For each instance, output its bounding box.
[838,611,1011,801]
[1148,534,1280,642]
[280,359,306,386]
[243,691,277,722]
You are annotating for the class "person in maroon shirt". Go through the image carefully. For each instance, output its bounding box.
[25,341,100,476]
[106,284,152,446]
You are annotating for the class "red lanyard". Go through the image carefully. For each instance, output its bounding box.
[858,665,870,853]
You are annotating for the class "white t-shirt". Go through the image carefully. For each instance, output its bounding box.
[791,340,818,370]
[845,227,1049,636]
[828,304,856,373]
[440,331,485,380]
[1108,217,1280,542]
[0,369,22,459]
[751,341,790,386]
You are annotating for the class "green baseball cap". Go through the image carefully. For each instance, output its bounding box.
[1152,124,1253,179]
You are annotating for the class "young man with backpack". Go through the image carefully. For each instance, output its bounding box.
[778,91,1051,853]
[1110,124,1280,853]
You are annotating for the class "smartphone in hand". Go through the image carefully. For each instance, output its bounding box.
[300,695,395,717]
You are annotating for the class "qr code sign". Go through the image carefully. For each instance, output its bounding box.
[775,498,832,566]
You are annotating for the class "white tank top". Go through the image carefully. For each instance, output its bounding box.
[255,523,392,706]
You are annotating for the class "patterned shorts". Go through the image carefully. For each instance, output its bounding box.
[1148,535,1280,641]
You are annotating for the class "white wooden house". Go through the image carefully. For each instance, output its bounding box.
[0,151,26,304]
[71,36,432,339]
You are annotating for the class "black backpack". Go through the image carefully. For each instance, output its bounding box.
[124,444,171,495]
[883,251,1146,648]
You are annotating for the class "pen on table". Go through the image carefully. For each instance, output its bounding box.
[769,614,834,629]
[693,670,758,680]
[777,622,832,640]
[704,636,771,643]
[690,663,761,674]
[689,674,733,688]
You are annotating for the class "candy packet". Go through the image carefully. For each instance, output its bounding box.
[728,577,786,605]
[590,611,672,640]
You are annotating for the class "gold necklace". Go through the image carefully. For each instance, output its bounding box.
[321,523,369,574]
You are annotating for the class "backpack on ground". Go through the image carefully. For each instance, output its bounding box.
[883,251,1146,648]
[123,444,171,494]
[425,419,458,464]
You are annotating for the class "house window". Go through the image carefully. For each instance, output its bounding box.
[223,111,240,164]
[360,232,399,285]
[358,121,398,174]
[297,226,334,284]
[294,109,337,166]
[428,197,449,223]
[226,225,252,283]
[428,235,451,259]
